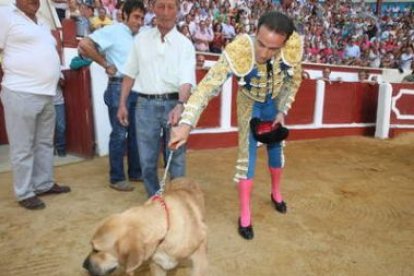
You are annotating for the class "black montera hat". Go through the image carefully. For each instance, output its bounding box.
[250,118,289,144]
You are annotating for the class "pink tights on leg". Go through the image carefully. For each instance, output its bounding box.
[238,179,253,227]
[270,167,283,203]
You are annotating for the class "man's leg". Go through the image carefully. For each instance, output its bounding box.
[107,105,129,184]
[104,83,130,187]
[1,89,40,201]
[32,96,57,193]
[54,103,66,156]
[135,98,162,197]
[126,92,141,181]
[268,142,287,213]
[164,124,186,179]
[163,100,186,179]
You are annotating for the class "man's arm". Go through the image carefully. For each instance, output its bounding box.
[117,76,135,126]
[169,55,233,149]
[78,37,116,76]
[168,83,192,126]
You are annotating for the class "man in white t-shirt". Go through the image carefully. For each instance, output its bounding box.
[0,0,71,210]
[117,0,196,197]
[400,46,414,71]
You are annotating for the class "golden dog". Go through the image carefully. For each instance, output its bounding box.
[83,178,208,276]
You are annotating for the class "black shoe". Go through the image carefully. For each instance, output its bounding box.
[18,196,46,210]
[271,195,287,213]
[238,218,254,240]
[36,183,71,196]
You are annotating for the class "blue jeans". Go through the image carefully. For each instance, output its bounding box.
[104,81,141,184]
[54,103,66,152]
[135,96,186,197]
[246,94,283,179]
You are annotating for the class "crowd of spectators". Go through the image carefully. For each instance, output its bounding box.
[62,0,414,70]
[289,0,414,70]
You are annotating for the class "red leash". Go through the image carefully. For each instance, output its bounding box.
[151,195,170,230]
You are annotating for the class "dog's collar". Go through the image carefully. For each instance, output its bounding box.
[151,195,170,231]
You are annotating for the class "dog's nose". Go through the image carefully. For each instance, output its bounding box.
[83,257,90,270]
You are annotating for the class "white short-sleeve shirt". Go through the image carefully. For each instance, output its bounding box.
[122,27,196,94]
[0,5,61,95]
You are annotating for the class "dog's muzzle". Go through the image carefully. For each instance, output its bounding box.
[83,256,117,276]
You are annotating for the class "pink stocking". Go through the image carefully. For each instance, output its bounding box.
[269,168,283,203]
[238,179,253,227]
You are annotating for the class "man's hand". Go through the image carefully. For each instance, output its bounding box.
[168,104,184,126]
[272,112,285,127]
[117,104,129,126]
[169,124,192,150]
[105,64,117,76]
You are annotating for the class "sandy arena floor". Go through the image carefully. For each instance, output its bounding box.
[0,135,413,276]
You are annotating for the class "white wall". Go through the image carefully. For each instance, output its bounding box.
[63,48,110,156]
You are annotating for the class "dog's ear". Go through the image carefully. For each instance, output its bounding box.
[116,232,144,274]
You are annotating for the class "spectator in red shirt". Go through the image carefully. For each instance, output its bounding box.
[210,22,226,53]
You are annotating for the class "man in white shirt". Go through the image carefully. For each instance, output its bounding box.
[193,20,213,52]
[222,16,236,41]
[344,38,361,59]
[117,0,196,197]
[0,0,71,210]
[400,46,414,71]
[143,2,155,26]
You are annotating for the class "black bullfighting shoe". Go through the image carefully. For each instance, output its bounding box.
[271,195,287,214]
[238,218,254,240]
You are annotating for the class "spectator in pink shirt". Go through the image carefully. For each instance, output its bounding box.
[193,19,213,52]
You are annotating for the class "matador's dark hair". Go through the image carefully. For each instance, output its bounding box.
[257,11,295,41]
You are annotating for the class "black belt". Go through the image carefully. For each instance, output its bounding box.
[108,77,123,82]
[137,93,179,100]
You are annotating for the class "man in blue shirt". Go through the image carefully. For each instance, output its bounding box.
[78,0,145,191]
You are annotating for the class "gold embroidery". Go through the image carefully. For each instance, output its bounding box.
[223,34,254,77]
[180,31,304,180]
[281,31,303,65]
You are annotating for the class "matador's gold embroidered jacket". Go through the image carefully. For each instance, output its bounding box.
[180,32,303,181]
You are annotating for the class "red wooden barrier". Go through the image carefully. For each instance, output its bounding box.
[285,79,316,125]
[195,69,221,128]
[0,69,8,145]
[63,68,95,157]
[389,83,414,137]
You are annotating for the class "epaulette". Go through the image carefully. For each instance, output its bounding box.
[223,34,255,79]
[281,31,303,66]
